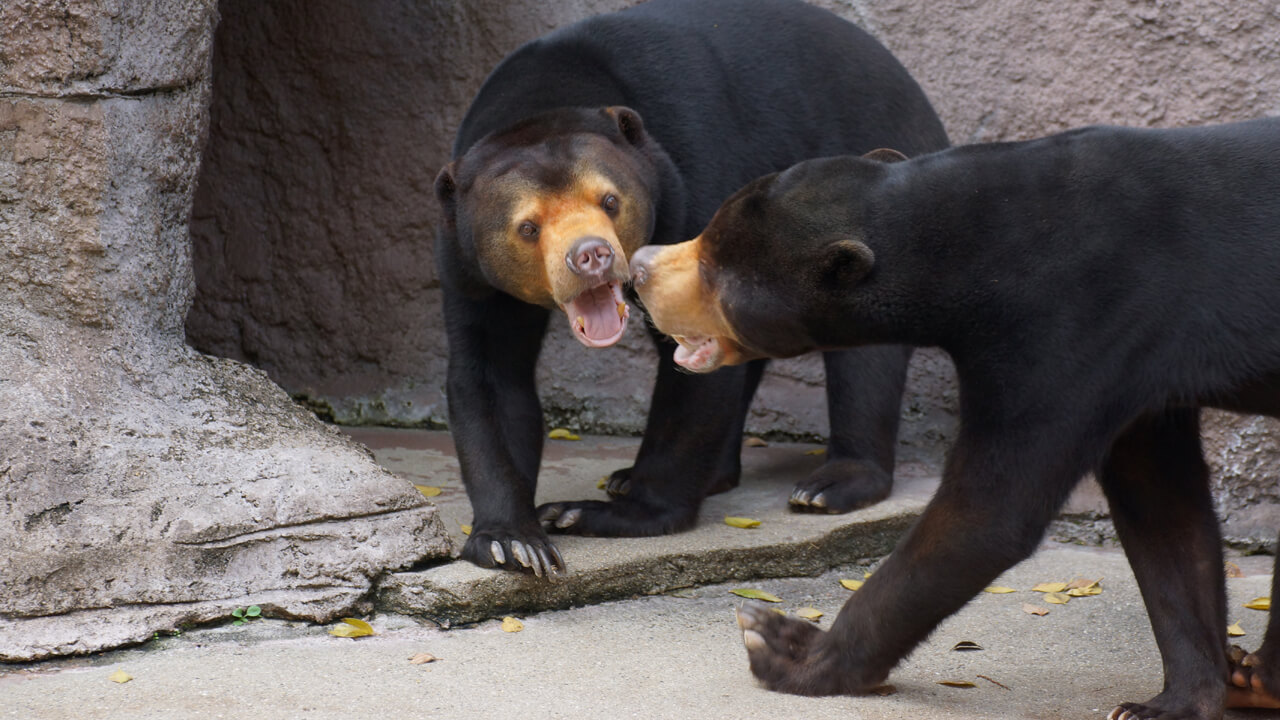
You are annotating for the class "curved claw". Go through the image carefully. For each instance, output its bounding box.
[555,508,583,529]
[489,540,506,565]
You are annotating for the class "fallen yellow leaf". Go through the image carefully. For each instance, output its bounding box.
[984,586,1017,594]
[1228,622,1246,637]
[108,670,132,684]
[1226,561,1245,578]
[1244,597,1271,611]
[596,476,608,490]
[1044,592,1070,605]
[409,652,440,664]
[724,516,761,529]
[1032,582,1068,593]
[952,640,983,651]
[414,485,442,498]
[839,579,864,591]
[795,607,824,622]
[548,428,580,440]
[501,616,524,632]
[744,436,768,447]
[1065,577,1101,591]
[1066,585,1102,597]
[328,618,375,638]
[804,448,826,456]
[460,523,472,535]
[730,588,782,602]
[1022,603,1050,616]
[937,680,978,688]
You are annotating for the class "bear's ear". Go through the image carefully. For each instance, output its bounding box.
[820,237,876,287]
[604,106,646,146]
[862,148,908,164]
[434,161,458,226]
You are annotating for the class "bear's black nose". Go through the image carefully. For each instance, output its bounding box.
[566,237,613,278]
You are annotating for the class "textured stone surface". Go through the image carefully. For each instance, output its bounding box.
[185,0,1278,532]
[0,0,452,661]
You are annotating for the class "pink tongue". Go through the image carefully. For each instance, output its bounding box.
[566,284,623,342]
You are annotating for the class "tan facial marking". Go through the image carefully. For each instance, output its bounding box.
[633,235,752,370]
[511,173,630,307]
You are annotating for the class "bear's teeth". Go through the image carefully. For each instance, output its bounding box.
[617,302,627,319]
[576,316,586,332]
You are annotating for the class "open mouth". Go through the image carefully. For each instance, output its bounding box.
[671,335,725,373]
[564,280,630,348]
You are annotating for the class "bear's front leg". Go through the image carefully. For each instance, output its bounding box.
[736,423,1087,696]
[444,290,564,576]
[1098,410,1227,720]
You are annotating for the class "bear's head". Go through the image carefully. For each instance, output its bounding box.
[435,107,661,347]
[631,150,906,372]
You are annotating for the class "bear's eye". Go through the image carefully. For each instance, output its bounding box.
[601,193,620,214]
[517,221,539,239]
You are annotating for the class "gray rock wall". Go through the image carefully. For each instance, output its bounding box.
[186,1,1280,536]
[0,0,451,661]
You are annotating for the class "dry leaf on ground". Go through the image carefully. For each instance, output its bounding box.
[731,588,782,602]
[329,618,375,638]
[1228,622,1246,637]
[501,617,524,632]
[839,579,864,591]
[108,670,132,684]
[414,485,442,498]
[1032,582,1068,593]
[803,448,826,456]
[1065,577,1101,591]
[597,476,608,490]
[1023,603,1050,616]
[409,652,440,664]
[1044,592,1070,605]
[1244,597,1272,611]
[547,428,580,440]
[937,680,978,688]
[724,516,761,528]
[984,586,1017,594]
[460,523,472,535]
[795,607,824,622]
[744,436,768,447]
[1226,561,1245,578]
[952,640,983,651]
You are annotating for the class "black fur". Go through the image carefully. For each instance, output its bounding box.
[689,118,1280,719]
[435,0,948,574]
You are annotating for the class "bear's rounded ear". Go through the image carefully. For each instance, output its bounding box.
[434,161,458,224]
[862,148,908,164]
[604,106,646,146]
[821,237,876,286]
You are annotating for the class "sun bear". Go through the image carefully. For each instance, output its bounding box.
[631,118,1280,718]
[434,0,947,575]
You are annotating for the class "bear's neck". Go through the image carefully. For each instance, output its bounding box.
[855,142,1102,355]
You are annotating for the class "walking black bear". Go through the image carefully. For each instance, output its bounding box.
[630,118,1280,718]
[434,0,948,575]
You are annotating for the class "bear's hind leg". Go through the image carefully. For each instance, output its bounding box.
[790,346,911,513]
[537,347,765,536]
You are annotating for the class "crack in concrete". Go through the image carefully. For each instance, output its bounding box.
[172,503,436,548]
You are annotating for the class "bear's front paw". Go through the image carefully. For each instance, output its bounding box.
[735,603,879,696]
[460,525,565,577]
